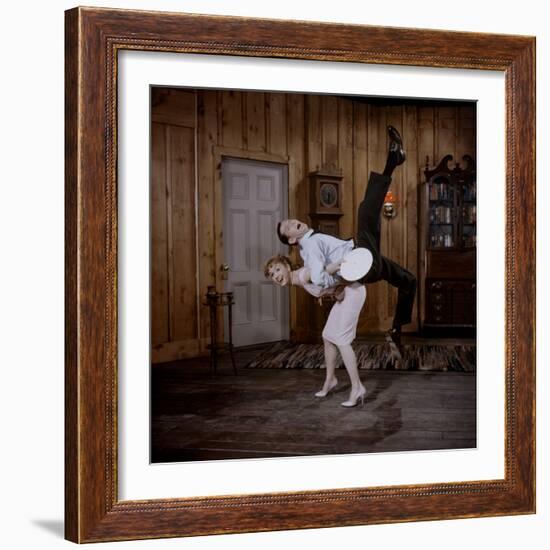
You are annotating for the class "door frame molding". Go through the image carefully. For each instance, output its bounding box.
[214,147,290,344]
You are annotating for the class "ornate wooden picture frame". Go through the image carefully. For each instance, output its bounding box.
[65,7,535,543]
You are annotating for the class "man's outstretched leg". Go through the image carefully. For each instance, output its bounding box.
[356,125,406,282]
[356,171,392,282]
[353,126,414,355]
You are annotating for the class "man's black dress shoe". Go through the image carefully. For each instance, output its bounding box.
[387,125,406,166]
[385,327,405,363]
[386,327,402,348]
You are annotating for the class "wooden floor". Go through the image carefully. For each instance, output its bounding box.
[151,344,476,463]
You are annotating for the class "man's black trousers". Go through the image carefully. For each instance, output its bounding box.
[356,172,417,329]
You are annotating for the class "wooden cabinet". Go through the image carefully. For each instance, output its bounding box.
[425,279,476,326]
[419,155,476,332]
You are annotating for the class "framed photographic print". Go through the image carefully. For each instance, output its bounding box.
[65,7,535,543]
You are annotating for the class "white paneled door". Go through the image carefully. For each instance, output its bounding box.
[222,158,289,347]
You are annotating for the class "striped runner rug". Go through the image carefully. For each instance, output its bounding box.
[245,341,476,372]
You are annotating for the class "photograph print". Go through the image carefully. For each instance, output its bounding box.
[150,87,477,463]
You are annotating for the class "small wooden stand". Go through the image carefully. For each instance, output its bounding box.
[204,286,237,376]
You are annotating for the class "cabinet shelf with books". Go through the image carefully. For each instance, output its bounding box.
[418,154,476,332]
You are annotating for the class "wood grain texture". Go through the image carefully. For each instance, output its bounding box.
[197,90,218,351]
[246,92,267,152]
[64,8,79,542]
[322,95,338,169]
[287,94,306,340]
[267,92,287,156]
[151,358,476,461]
[457,104,476,161]
[221,90,243,149]
[150,114,200,362]
[338,98,354,240]
[151,88,195,128]
[150,123,170,345]
[65,6,535,542]
[66,7,111,541]
[167,125,197,341]
[416,106,436,324]
[403,105,419,329]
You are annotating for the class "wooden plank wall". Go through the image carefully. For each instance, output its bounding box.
[151,88,476,363]
[151,90,198,362]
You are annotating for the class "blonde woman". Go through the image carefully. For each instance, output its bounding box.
[265,256,367,407]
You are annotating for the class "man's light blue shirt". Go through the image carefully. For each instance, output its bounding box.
[298,229,354,288]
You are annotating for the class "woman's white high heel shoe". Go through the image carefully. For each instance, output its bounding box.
[315,377,338,397]
[341,385,367,407]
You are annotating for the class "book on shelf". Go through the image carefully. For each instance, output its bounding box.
[462,184,476,202]
[429,182,453,201]
[462,205,476,224]
[430,205,453,224]
[430,232,454,248]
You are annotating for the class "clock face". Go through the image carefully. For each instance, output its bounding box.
[320,182,338,208]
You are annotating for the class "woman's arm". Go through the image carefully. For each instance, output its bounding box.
[293,266,350,304]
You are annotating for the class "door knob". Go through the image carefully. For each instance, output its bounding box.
[220,263,230,280]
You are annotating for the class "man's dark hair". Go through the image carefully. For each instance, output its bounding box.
[277,221,290,245]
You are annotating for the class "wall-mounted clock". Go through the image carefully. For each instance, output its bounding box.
[320,182,338,208]
[309,169,344,237]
